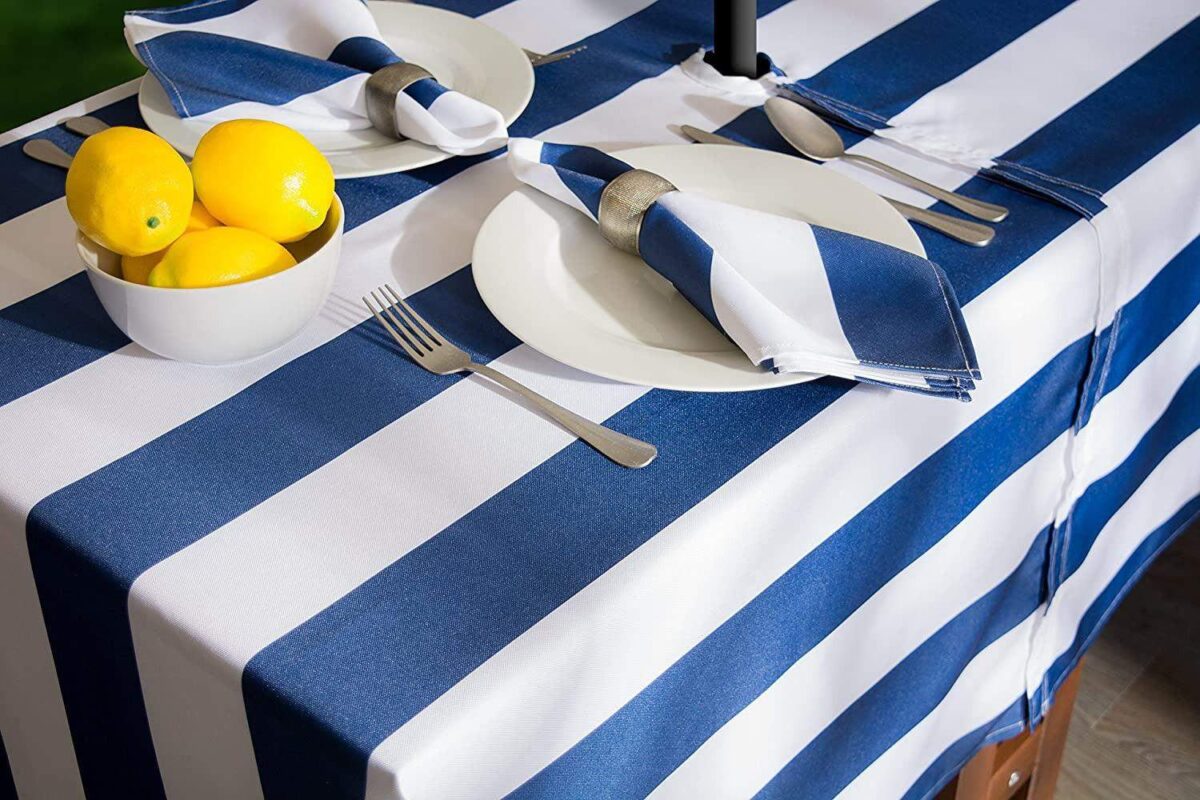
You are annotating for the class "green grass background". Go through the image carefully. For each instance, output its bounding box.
[1,0,145,131]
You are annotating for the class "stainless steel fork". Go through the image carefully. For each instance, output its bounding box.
[364,284,657,469]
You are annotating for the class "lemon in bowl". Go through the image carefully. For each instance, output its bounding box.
[119,198,223,285]
[191,119,335,243]
[65,126,193,256]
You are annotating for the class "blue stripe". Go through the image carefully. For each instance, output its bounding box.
[783,0,1073,127]
[506,333,1086,799]
[129,0,257,25]
[754,529,1048,800]
[23,1,800,795]
[1034,495,1200,717]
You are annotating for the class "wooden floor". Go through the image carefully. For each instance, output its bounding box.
[1055,518,1200,799]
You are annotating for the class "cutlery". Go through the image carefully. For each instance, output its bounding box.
[678,125,994,247]
[22,139,74,169]
[763,97,1009,223]
[524,45,587,67]
[364,284,658,469]
[64,115,110,137]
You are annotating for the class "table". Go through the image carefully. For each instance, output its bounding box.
[1,1,1198,798]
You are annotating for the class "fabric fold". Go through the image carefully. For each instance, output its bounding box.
[124,0,507,155]
[508,138,981,400]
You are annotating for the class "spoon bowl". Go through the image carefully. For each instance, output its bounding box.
[764,97,845,161]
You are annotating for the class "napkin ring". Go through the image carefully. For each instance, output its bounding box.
[365,62,434,138]
[598,169,678,256]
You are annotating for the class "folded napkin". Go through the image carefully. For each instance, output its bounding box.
[508,139,981,400]
[124,0,507,155]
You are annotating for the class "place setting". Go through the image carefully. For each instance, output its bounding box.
[20,0,1001,468]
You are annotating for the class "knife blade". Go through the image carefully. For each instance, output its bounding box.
[679,125,747,148]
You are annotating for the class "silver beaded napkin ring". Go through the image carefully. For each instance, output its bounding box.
[597,169,678,255]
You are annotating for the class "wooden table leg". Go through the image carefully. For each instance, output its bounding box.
[935,659,1083,800]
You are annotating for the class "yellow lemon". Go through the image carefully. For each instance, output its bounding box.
[186,199,222,232]
[148,227,297,289]
[191,119,334,243]
[119,200,223,284]
[65,127,193,256]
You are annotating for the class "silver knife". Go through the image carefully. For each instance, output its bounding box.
[677,125,994,247]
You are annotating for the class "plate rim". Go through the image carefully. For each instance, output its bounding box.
[137,1,534,178]
[472,143,926,393]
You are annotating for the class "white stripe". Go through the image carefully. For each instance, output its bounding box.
[879,0,1199,167]
[367,124,1200,799]
[845,427,1200,800]
[833,614,1038,800]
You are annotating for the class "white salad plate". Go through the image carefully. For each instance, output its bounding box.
[138,1,534,178]
[472,143,926,392]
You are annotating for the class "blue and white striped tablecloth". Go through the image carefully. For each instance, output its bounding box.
[1,1,1198,798]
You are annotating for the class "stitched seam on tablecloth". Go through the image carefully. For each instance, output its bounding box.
[992,169,1094,218]
[992,159,1105,198]
[138,42,191,117]
[781,84,890,126]
[1035,505,1200,722]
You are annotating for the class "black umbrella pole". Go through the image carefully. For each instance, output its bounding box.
[711,0,760,78]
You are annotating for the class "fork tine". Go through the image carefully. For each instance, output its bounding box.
[383,284,442,346]
[364,292,424,361]
[373,289,432,353]
[379,284,437,350]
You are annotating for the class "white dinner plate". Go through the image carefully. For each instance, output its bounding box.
[472,144,926,392]
[138,1,533,178]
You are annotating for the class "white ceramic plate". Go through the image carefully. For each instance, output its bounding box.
[472,144,926,392]
[138,1,533,178]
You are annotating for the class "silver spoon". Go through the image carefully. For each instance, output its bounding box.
[677,125,993,247]
[764,97,1009,223]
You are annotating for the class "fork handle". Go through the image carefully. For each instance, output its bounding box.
[466,364,658,469]
[842,153,1009,223]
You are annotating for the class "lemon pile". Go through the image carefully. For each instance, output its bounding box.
[65,120,334,289]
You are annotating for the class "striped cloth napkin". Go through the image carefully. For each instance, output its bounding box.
[508,139,981,400]
[124,0,507,155]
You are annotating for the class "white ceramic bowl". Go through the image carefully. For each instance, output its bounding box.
[77,195,343,365]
